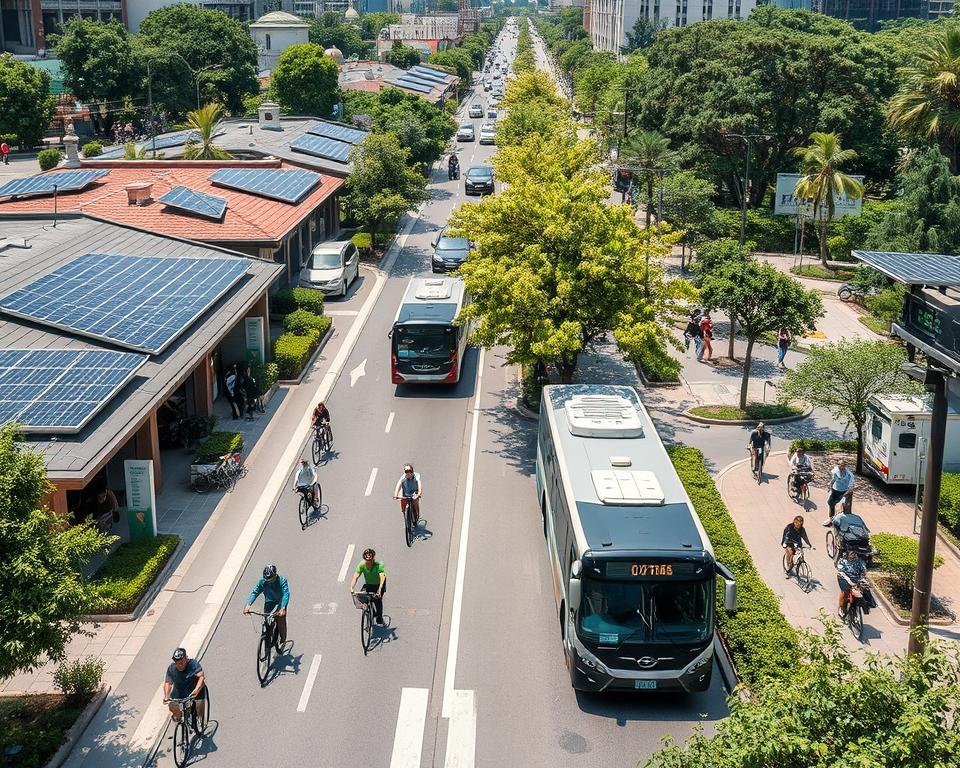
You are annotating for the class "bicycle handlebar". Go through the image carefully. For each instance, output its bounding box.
[247,610,280,617]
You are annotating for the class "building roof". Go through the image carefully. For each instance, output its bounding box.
[339,61,459,105]
[0,160,344,245]
[0,216,281,480]
[250,10,310,26]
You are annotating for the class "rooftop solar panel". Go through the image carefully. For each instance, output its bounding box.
[159,186,228,220]
[306,122,367,145]
[290,134,352,163]
[400,73,440,89]
[854,251,960,288]
[0,253,250,354]
[0,170,109,198]
[390,78,433,94]
[0,349,147,433]
[410,66,451,83]
[209,168,321,203]
[144,130,201,151]
[96,146,128,160]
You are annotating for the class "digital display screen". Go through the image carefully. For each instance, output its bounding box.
[907,297,944,338]
[602,561,701,579]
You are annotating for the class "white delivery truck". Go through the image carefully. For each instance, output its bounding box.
[863,393,960,485]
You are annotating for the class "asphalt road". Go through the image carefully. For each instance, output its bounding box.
[151,20,727,768]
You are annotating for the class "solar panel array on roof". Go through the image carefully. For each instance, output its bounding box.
[95,146,128,160]
[209,168,321,203]
[854,250,960,288]
[158,186,228,220]
[0,253,250,354]
[391,78,433,94]
[0,170,109,198]
[400,73,439,88]
[290,134,351,163]
[410,66,450,83]
[0,349,147,433]
[307,122,367,145]
[95,130,202,160]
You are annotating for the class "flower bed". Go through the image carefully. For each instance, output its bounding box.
[87,534,180,614]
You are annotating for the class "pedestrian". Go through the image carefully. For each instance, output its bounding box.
[243,371,260,419]
[683,313,701,353]
[776,328,792,369]
[224,364,241,420]
[700,311,713,362]
[0,141,8,165]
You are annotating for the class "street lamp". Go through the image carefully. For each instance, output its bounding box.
[720,128,773,246]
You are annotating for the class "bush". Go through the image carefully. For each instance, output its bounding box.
[270,288,296,315]
[635,344,681,383]
[249,361,279,395]
[707,208,795,253]
[274,328,325,379]
[789,264,856,281]
[668,446,799,688]
[284,308,329,335]
[788,438,858,454]
[828,234,851,261]
[872,532,942,591]
[521,364,545,411]
[87,535,180,614]
[53,657,105,699]
[193,431,243,464]
[939,472,960,532]
[352,231,373,256]
[37,148,63,171]
[864,284,905,327]
[291,286,325,315]
[81,141,103,158]
[689,403,803,421]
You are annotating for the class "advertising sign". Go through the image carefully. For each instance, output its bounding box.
[245,316,265,365]
[774,173,864,218]
[124,459,157,542]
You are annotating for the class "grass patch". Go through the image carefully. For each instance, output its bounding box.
[689,403,804,421]
[859,314,891,336]
[0,693,93,768]
[88,534,180,614]
[193,431,243,465]
[789,437,857,453]
[789,264,857,281]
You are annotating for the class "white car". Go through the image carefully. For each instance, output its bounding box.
[478,124,496,145]
[298,238,360,297]
[456,123,475,142]
[468,103,483,118]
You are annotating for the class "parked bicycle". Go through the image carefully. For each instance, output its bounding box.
[164,692,210,768]
[782,544,813,592]
[311,421,333,463]
[193,453,246,493]
[249,610,282,685]
[351,591,377,655]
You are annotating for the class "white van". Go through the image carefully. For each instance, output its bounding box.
[863,393,960,484]
[298,238,360,297]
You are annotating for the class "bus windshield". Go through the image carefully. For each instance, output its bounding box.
[394,324,456,360]
[578,575,713,646]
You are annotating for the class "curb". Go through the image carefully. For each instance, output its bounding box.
[681,404,813,426]
[869,575,956,627]
[633,361,681,389]
[276,321,336,386]
[45,684,111,768]
[712,634,739,694]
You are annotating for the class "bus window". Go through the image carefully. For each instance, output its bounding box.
[394,325,455,359]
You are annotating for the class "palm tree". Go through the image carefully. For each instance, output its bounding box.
[619,130,676,229]
[793,132,864,270]
[887,26,960,174]
[182,103,232,161]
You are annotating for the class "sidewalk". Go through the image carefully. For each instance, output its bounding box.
[718,452,960,655]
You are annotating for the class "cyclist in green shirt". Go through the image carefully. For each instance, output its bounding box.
[350,548,386,625]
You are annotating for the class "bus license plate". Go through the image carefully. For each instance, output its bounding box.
[634,680,657,690]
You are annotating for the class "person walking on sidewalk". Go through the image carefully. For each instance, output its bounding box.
[781,515,812,576]
[776,328,792,369]
[224,364,241,420]
[700,311,713,362]
[684,311,703,357]
[823,460,855,525]
[0,141,9,165]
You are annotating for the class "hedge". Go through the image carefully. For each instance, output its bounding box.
[352,231,373,256]
[249,361,279,396]
[81,141,103,158]
[872,532,942,591]
[193,431,243,464]
[690,403,803,421]
[87,534,180,613]
[668,446,799,688]
[270,286,325,316]
[274,322,330,379]
[939,472,960,532]
[271,288,296,316]
[37,148,62,171]
[284,308,329,335]
[788,438,858,454]
[635,344,681,384]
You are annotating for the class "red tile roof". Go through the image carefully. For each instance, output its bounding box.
[0,160,344,244]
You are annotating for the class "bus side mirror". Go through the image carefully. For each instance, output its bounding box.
[716,562,737,614]
[568,559,582,615]
[387,329,393,339]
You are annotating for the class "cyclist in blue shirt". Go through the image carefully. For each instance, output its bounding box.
[243,564,290,646]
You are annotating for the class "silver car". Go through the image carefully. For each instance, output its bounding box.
[298,238,360,297]
[456,123,476,142]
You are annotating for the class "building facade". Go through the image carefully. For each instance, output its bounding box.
[767,0,933,26]
[249,10,309,72]
[590,0,755,50]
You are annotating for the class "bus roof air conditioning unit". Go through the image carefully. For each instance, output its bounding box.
[415,278,452,300]
[591,469,665,505]
[565,394,643,438]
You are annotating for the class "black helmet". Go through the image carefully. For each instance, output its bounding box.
[172,647,187,661]
[263,564,277,579]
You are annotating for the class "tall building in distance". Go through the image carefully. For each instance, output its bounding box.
[768,0,932,27]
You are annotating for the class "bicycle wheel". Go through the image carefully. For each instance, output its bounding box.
[172,718,190,768]
[756,453,764,484]
[314,483,322,510]
[850,604,864,640]
[825,529,836,560]
[193,473,212,494]
[361,603,372,655]
[194,690,209,735]
[404,504,414,548]
[786,475,795,500]
[796,560,811,591]
[311,433,322,464]
[272,618,282,653]
[323,424,333,450]
[299,495,309,529]
[256,632,271,684]
[782,551,791,573]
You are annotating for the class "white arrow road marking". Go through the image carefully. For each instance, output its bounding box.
[338,544,355,582]
[350,358,366,387]
[297,654,322,712]
[364,467,378,497]
[390,688,430,768]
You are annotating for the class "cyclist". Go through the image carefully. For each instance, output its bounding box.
[350,548,386,625]
[781,515,812,576]
[788,446,814,498]
[394,464,422,525]
[243,564,290,647]
[746,422,771,473]
[311,401,331,428]
[163,648,206,723]
[293,458,320,510]
[823,459,855,524]
[837,548,866,616]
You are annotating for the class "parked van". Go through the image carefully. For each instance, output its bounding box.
[863,393,960,484]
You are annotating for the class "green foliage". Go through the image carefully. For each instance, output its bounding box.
[352,231,373,255]
[81,141,103,157]
[87,535,180,614]
[249,361,278,396]
[53,657,105,699]
[939,472,960,532]
[520,364,544,411]
[52,18,137,104]
[182,103,232,160]
[788,437,858,453]
[291,286,326,315]
[692,237,754,283]
[0,57,56,149]
[283,308,329,335]
[242,93,266,117]
[863,284,906,329]
[360,12,400,40]
[657,171,716,251]
[830,199,898,259]
[429,48,474,84]
[362,88,456,167]
[667,446,799,688]
[632,342,681,383]
[37,148,62,171]
[872,532,943,592]
[689,403,804,420]
[623,15,666,51]
[193,431,243,464]
[0,695,94,768]
[789,264,857,281]
[270,288,296,315]
[308,18,370,59]
[274,328,326,379]
[706,208,797,253]
[384,41,421,69]
[272,43,341,118]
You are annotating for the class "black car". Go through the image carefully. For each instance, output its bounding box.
[464,165,494,196]
[431,230,471,273]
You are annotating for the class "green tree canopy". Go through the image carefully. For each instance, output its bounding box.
[501,68,566,112]
[138,5,258,114]
[619,129,678,229]
[428,48,474,84]
[780,340,918,473]
[384,41,421,69]
[656,171,717,267]
[0,56,56,148]
[308,19,370,59]
[360,12,400,40]
[623,16,666,51]
[368,87,456,167]
[692,237,754,283]
[699,260,822,408]
[272,43,341,118]
[52,18,138,105]
[182,103,232,160]
[0,424,113,679]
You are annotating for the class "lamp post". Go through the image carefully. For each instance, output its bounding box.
[720,128,772,246]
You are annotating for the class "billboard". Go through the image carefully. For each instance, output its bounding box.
[774,173,864,218]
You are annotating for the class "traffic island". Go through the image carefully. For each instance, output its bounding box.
[683,402,811,425]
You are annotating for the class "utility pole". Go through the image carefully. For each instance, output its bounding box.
[622,81,629,140]
[146,60,156,157]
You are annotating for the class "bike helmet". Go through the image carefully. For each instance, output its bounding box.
[263,564,278,579]
[171,647,187,661]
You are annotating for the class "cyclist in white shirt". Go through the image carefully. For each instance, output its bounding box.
[394,464,422,524]
[293,459,320,510]
[788,446,813,497]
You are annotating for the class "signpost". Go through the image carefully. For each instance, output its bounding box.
[245,316,265,366]
[124,459,157,542]
[774,173,864,217]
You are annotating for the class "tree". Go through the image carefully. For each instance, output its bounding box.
[0,424,113,679]
[692,237,753,284]
[780,340,918,473]
[138,5,258,114]
[272,43,341,118]
[496,101,568,147]
[501,69,566,112]
[887,25,960,173]
[345,133,429,246]
[623,16,665,51]
[793,131,864,269]
[360,11,400,40]
[645,624,960,768]
[368,87,456,167]
[308,19,370,60]
[182,103,232,160]
[0,56,56,148]
[656,171,717,270]
[572,57,619,115]
[384,41,421,69]
[619,130,678,230]
[699,260,822,409]
[428,48,474,84]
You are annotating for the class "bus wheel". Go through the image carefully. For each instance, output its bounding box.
[541,495,547,538]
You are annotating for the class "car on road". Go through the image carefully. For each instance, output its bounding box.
[468,103,483,118]
[483,80,492,91]
[431,228,472,273]
[478,123,496,145]
[456,122,475,142]
[464,165,494,196]
[298,238,360,297]
[486,108,497,119]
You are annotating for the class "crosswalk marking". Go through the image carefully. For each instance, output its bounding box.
[444,689,476,768]
[389,687,430,768]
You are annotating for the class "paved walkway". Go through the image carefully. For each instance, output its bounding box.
[718,452,960,655]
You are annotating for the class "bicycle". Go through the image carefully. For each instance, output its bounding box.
[249,610,282,684]
[164,691,210,767]
[193,453,246,493]
[296,485,320,530]
[782,544,813,591]
[311,421,333,463]
[838,578,869,640]
[787,470,813,505]
[749,446,767,484]
[396,493,419,547]
[351,590,380,655]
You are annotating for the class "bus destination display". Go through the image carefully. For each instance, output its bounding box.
[603,561,700,579]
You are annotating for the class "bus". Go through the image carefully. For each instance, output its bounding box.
[535,384,736,693]
[390,277,471,385]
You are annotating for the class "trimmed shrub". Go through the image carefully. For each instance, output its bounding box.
[352,231,373,256]
[635,345,681,383]
[789,438,858,454]
[81,141,103,158]
[872,532,942,591]
[193,431,243,464]
[274,328,324,379]
[521,364,544,412]
[939,472,960,532]
[249,361,279,396]
[707,208,795,253]
[689,403,803,421]
[270,288,296,316]
[37,148,63,171]
[284,308,329,335]
[668,446,799,688]
[87,535,180,613]
[291,286,325,315]
[53,657,105,699]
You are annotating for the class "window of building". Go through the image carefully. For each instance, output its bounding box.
[265,33,271,50]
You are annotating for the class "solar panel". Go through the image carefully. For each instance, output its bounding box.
[145,130,201,151]
[0,349,147,433]
[410,66,451,83]
[0,170,109,198]
[854,251,960,288]
[0,253,250,354]
[209,168,321,203]
[290,134,352,163]
[401,73,440,89]
[390,78,433,94]
[159,186,228,220]
[96,146,128,160]
[307,122,367,145]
